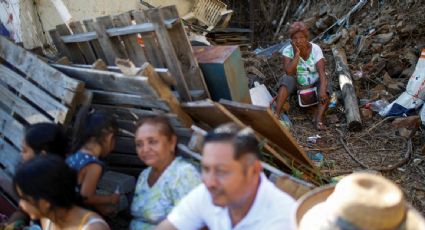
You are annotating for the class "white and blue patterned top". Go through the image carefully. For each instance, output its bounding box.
[130,156,201,230]
[281,42,324,86]
[66,151,105,173]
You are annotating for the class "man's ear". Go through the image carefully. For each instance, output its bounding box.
[253,160,262,175]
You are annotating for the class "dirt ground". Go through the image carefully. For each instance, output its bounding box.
[241,0,425,214]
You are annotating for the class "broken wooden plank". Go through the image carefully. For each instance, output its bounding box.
[0,170,17,201]
[132,10,164,68]
[49,29,73,60]
[83,19,108,62]
[160,5,210,100]
[68,21,97,64]
[0,36,84,107]
[91,18,120,65]
[0,138,21,175]
[0,65,69,123]
[56,24,86,63]
[95,16,128,64]
[91,104,182,128]
[181,99,293,173]
[0,83,51,123]
[140,63,192,128]
[219,99,314,168]
[0,109,24,148]
[60,20,176,43]
[52,64,157,97]
[332,46,362,131]
[91,90,169,111]
[147,8,192,101]
[112,12,147,66]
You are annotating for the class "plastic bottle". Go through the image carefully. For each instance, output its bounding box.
[329,92,338,108]
[370,99,389,112]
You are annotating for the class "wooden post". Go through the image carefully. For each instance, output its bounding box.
[147,8,192,101]
[160,5,210,100]
[83,19,108,62]
[96,16,129,59]
[132,10,165,68]
[332,46,362,131]
[68,21,97,64]
[112,12,147,66]
[55,24,86,63]
[140,62,193,127]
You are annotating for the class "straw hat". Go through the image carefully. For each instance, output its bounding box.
[294,173,425,230]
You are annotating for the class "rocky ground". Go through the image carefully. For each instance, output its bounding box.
[241,0,425,213]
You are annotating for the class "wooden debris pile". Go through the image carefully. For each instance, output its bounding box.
[0,36,84,201]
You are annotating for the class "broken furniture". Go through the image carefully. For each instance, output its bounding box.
[182,0,233,32]
[0,36,84,201]
[49,5,209,102]
[193,46,251,103]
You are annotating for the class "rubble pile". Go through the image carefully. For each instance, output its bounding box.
[242,0,425,213]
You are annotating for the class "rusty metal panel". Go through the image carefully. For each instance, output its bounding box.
[193,46,251,103]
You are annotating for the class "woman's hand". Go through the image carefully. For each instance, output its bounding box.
[291,41,300,57]
[110,192,120,205]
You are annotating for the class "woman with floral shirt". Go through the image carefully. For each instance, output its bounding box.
[130,115,201,230]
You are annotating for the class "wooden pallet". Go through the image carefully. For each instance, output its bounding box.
[53,63,193,176]
[49,5,209,102]
[0,36,84,200]
[181,99,321,185]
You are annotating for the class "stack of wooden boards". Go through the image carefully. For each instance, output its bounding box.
[49,5,210,102]
[52,62,193,176]
[0,36,84,200]
[206,28,252,48]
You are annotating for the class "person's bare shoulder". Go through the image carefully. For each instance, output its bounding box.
[155,219,178,230]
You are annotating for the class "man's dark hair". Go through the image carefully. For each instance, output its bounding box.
[204,123,261,160]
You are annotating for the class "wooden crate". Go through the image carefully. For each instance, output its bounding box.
[0,36,84,200]
[53,63,193,176]
[49,6,210,102]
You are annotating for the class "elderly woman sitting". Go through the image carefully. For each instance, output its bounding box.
[130,115,201,230]
[274,21,330,130]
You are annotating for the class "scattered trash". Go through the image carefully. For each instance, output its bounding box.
[352,70,364,80]
[307,152,324,167]
[369,99,389,113]
[397,167,406,172]
[329,92,338,108]
[360,108,373,120]
[413,158,422,165]
[307,134,322,144]
[250,81,273,107]
[279,113,293,129]
[380,49,425,117]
